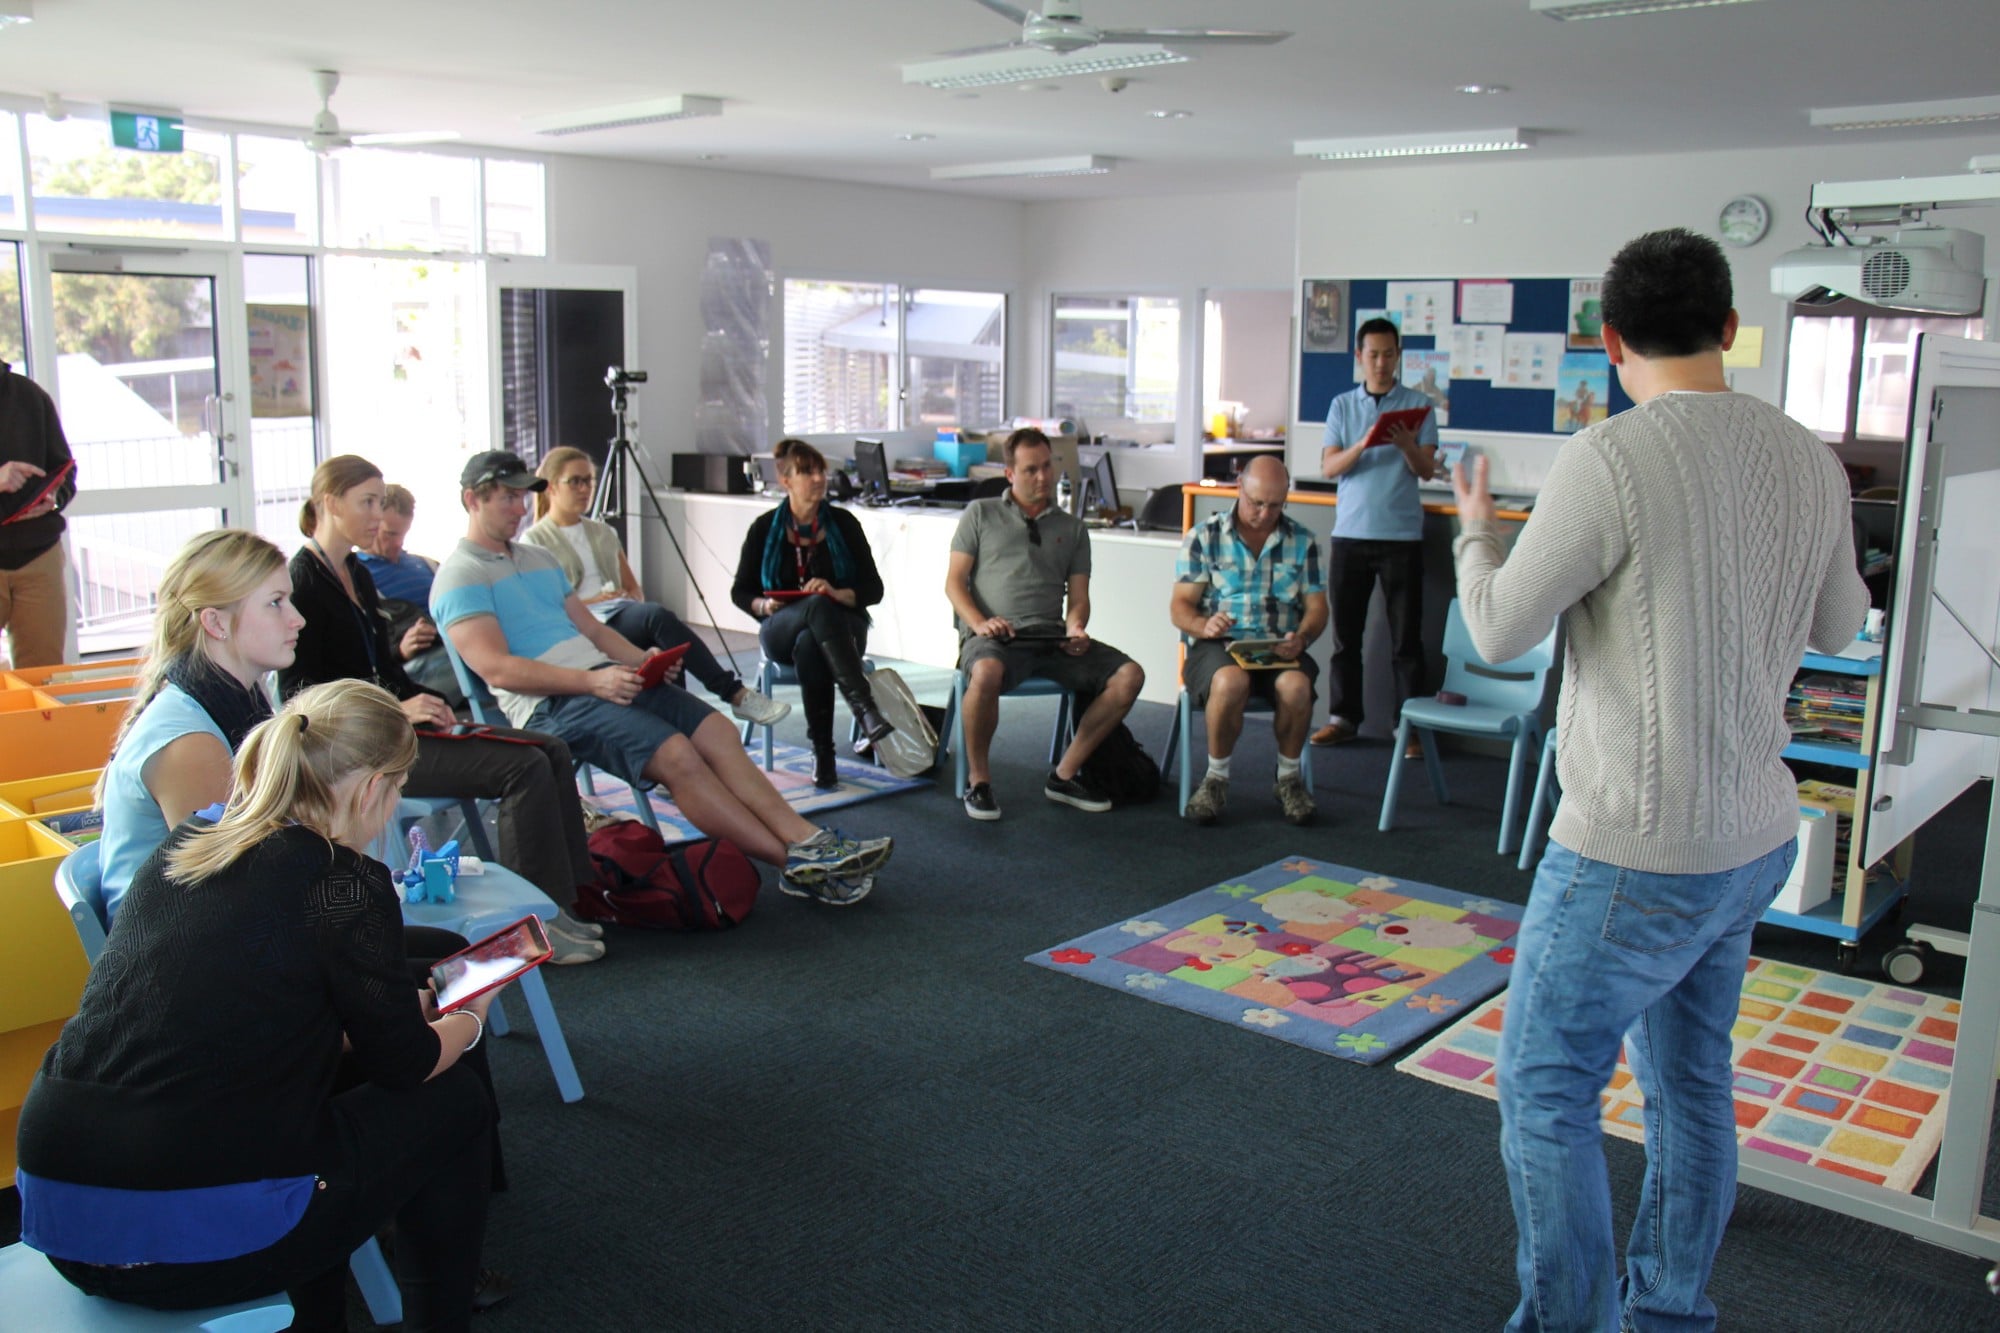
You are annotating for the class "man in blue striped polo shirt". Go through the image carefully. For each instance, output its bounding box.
[1170,456,1328,825]
[1311,317,1441,758]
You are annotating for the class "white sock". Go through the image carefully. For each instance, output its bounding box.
[1206,754,1232,782]
[1276,754,1301,781]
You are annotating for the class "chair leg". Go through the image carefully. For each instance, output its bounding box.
[515,964,585,1104]
[349,1236,402,1326]
[1519,733,1558,871]
[1047,693,1073,769]
[951,674,969,798]
[1421,730,1451,805]
[1498,727,1534,857]
[485,990,512,1037]
[1176,690,1195,816]
[631,791,663,834]
[1379,716,1412,832]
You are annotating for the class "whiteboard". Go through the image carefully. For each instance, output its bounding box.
[1865,335,2000,866]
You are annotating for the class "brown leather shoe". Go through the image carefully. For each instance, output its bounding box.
[1403,739,1425,760]
[1310,720,1357,747]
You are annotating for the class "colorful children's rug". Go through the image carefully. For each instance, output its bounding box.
[1027,856,1523,1065]
[582,742,925,845]
[1395,956,1960,1194]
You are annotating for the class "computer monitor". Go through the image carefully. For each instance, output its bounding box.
[853,438,889,501]
[1083,450,1118,516]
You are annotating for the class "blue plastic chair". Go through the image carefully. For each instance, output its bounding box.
[739,654,875,771]
[1159,687,1315,817]
[1516,727,1560,870]
[1377,600,1559,855]
[439,632,663,835]
[51,843,403,1327]
[0,1241,291,1332]
[935,672,1076,798]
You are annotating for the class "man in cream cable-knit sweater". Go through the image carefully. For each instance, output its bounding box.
[1451,229,1868,1333]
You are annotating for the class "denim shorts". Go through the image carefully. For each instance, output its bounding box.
[957,634,1133,697]
[527,682,716,786]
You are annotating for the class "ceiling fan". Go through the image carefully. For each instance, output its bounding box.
[960,0,1291,56]
[300,69,458,154]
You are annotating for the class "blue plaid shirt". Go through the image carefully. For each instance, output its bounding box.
[1175,510,1324,639]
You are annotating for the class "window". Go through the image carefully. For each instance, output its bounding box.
[323,148,479,252]
[236,135,318,245]
[1051,294,1180,426]
[484,160,547,257]
[26,114,230,239]
[0,240,23,368]
[0,111,19,230]
[1783,299,1985,445]
[782,279,1007,435]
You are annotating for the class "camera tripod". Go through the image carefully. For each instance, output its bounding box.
[588,367,745,678]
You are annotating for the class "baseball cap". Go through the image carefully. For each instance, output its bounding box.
[459,451,546,492]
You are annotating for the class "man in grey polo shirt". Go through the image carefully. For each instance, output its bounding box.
[944,427,1144,821]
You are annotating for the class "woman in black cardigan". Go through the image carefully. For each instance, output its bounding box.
[282,455,603,964]
[17,681,499,1332]
[731,438,892,788]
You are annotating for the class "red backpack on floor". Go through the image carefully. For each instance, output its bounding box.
[577,821,760,930]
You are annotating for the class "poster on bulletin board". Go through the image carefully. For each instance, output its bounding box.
[1298,276,1628,435]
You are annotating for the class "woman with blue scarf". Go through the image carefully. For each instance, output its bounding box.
[731,439,891,788]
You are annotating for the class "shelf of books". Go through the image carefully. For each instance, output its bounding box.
[1770,641,1909,963]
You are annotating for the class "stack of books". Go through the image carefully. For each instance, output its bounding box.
[1787,674,1867,745]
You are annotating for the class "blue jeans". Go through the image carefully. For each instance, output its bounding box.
[1498,837,1796,1333]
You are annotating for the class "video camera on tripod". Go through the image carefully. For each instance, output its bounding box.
[604,366,648,388]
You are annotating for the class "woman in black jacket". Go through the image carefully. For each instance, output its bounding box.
[17,681,499,1332]
[731,439,892,788]
[282,454,603,963]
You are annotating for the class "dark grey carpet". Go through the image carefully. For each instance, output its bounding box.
[8,647,1998,1331]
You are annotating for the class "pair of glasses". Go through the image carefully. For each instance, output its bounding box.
[1024,515,1041,547]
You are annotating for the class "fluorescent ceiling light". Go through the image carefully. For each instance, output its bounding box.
[1811,95,2000,132]
[1295,129,1534,161]
[1530,0,1761,17]
[0,3,30,27]
[523,94,721,136]
[931,155,1113,181]
[903,46,1187,90]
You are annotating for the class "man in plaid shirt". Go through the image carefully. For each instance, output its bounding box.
[1168,456,1329,825]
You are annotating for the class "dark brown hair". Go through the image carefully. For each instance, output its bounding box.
[774,438,826,476]
[1003,427,1051,465]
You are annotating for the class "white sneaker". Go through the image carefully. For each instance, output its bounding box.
[551,910,603,941]
[548,935,606,965]
[730,688,792,727]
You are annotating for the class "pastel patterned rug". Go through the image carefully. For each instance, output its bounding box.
[581,741,926,846]
[1395,957,1959,1194]
[1027,856,1523,1065]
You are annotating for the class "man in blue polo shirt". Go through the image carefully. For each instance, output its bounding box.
[1170,455,1327,826]
[1311,317,1440,757]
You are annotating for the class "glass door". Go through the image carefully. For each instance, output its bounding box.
[33,246,250,654]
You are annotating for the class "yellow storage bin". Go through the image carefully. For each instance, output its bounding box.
[0,768,101,818]
[0,695,131,783]
[0,818,89,1031]
[3,657,142,689]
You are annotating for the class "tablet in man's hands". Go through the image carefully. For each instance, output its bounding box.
[636,643,690,690]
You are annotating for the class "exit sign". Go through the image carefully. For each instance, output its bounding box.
[109,109,184,154]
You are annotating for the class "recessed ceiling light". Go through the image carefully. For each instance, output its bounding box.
[931,155,1114,181]
[897,132,936,142]
[1148,109,1193,119]
[1456,83,1509,95]
[1810,95,2000,132]
[1294,128,1535,160]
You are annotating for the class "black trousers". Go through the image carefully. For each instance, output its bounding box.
[606,601,742,702]
[406,729,593,911]
[758,596,871,748]
[1326,537,1427,729]
[53,1067,493,1333]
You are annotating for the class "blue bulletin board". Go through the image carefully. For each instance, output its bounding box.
[1297,277,1630,435]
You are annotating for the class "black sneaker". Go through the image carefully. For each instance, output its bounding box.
[1044,769,1112,813]
[963,781,1001,821]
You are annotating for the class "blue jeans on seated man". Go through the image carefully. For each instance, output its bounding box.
[1497,836,1796,1333]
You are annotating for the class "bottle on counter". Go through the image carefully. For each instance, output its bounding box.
[1056,472,1074,513]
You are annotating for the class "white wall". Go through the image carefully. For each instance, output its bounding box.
[544,156,1029,588]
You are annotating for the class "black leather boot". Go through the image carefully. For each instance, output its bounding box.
[813,741,840,789]
[835,674,894,750]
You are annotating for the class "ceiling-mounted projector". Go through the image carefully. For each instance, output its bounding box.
[1770,227,1986,315]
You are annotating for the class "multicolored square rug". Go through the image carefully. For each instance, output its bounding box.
[1396,956,1959,1193]
[1027,856,1523,1065]
[582,742,925,846]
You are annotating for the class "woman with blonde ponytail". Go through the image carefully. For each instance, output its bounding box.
[94,528,303,922]
[18,680,501,1332]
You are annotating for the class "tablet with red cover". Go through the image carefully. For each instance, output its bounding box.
[761,589,822,603]
[0,459,74,525]
[1360,407,1432,447]
[637,643,689,689]
[429,916,553,1013]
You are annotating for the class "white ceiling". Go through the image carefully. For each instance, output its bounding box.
[0,0,1996,201]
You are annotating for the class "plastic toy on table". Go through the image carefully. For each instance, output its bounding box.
[401,828,462,905]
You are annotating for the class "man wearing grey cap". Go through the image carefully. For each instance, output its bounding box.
[432,451,891,906]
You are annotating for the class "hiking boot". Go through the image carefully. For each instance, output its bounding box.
[730,687,792,728]
[1275,774,1317,826]
[1184,774,1229,825]
[548,934,605,965]
[550,910,603,941]
[963,782,1001,821]
[1045,769,1112,813]
[1310,718,1358,746]
[782,829,866,885]
[812,742,840,789]
[826,827,894,875]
